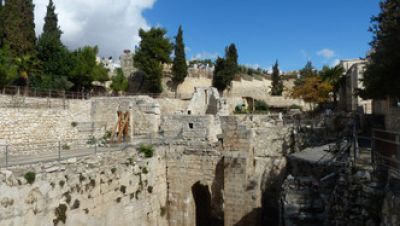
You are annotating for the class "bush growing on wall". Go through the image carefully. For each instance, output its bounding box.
[139,144,154,158]
[255,100,269,111]
[24,171,36,184]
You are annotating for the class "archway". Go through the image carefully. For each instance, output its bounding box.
[192,182,212,226]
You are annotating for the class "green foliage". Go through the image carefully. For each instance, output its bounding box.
[87,136,96,145]
[134,27,173,93]
[2,0,36,57]
[255,100,269,111]
[172,26,188,84]
[36,0,73,91]
[319,65,345,103]
[234,104,248,114]
[189,59,214,67]
[0,0,4,48]
[0,47,17,87]
[295,61,316,87]
[212,44,239,91]
[147,186,153,193]
[62,144,70,150]
[71,122,78,127]
[24,171,36,184]
[110,68,128,92]
[361,0,400,99]
[139,144,154,158]
[69,46,109,91]
[270,60,283,96]
[289,104,302,110]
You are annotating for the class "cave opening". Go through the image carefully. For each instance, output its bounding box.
[192,182,223,226]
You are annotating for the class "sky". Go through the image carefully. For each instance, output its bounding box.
[33,0,381,71]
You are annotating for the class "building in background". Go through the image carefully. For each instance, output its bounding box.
[338,59,372,114]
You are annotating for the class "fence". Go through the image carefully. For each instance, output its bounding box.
[372,129,400,177]
[0,85,194,101]
[0,139,126,168]
[0,134,168,168]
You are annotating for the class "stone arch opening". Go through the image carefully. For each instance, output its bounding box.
[192,182,212,226]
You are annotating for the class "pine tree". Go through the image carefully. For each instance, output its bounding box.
[362,0,400,99]
[270,60,283,96]
[134,27,173,93]
[172,26,188,84]
[36,0,72,89]
[3,0,36,56]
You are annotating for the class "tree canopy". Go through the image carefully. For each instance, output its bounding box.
[290,75,333,106]
[134,27,173,93]
[361,0,400,99]
[172,26,188,84]
[2,0,36,56]
[212,43,239,92]
[319,65,345,103]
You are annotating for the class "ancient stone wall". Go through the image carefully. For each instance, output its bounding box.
[0,148,168,226]
[0,96,160,154]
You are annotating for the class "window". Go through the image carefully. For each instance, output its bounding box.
[189,123,194,129]
[188,110,192,115]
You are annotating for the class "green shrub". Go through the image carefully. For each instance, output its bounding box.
[289,104,302,110]
[24,172,36,184]
[139,144,154,158]
[62,144,70,150]
[234,104,247,114]
[147,186,153,193]
[86,136,96,145]
[71,122,78,127]
[255,100,269,111]
[142,167,149,174]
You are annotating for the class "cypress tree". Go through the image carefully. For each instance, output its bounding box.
[270,60,283,96]
[3,0,36,56]
[3,0,36,57]
[36,0,72,89]
[172,26,188,84]
[362,0,400,99]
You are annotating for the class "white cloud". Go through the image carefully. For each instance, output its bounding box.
[34,0,156,58]
[191,51,219,60]
[317,48,335,59]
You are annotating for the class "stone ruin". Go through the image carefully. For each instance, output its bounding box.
[0,88,399,226]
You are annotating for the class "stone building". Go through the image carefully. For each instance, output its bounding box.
[338,59,372,113]
[119,49,137,78]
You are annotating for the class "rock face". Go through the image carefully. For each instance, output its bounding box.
[0,148,168,226]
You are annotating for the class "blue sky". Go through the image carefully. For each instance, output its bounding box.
[144,0,380,71]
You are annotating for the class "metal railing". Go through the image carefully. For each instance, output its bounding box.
[0,134,168,168]
[371,129,400,176]
[0,139,128,168]
[0,85,194,100]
